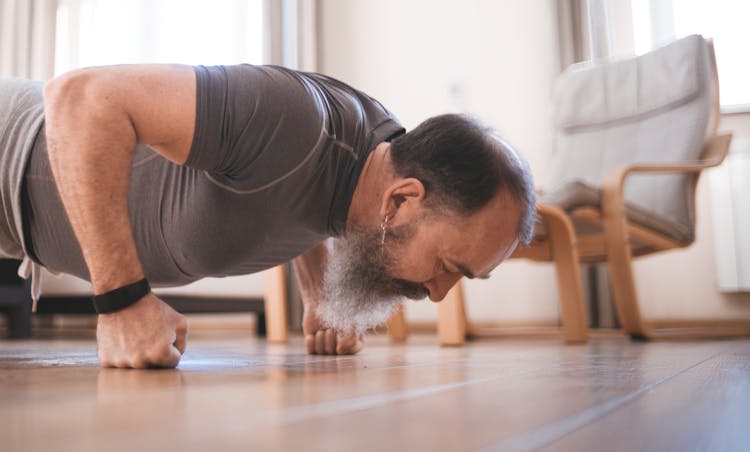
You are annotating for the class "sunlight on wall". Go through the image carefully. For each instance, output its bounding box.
[54,0,264,74]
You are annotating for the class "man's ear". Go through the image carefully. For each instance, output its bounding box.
[379,178,426,220]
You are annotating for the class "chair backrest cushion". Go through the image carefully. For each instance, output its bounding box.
[548,34,715,242]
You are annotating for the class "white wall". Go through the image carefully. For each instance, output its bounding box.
[318,0,562,323]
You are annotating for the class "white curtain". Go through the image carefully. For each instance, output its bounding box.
[0,0,57,79]
[554,0,590,71]
[265,0,319,71]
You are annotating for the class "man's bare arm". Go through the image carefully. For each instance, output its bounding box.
[43,65,196,368]
[293,242,363,355]
[292,242,328,307]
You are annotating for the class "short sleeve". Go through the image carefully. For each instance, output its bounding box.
[186,65,326,191]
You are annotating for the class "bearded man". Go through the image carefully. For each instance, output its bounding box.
[0,64,535,368]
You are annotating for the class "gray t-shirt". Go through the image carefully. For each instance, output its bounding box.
[0,78,45,262]
[16,65,404,286]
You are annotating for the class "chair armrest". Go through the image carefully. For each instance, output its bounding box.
[601,132,732,217]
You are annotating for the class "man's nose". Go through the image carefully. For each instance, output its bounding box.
[427,274,463,302]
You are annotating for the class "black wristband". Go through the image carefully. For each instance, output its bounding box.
[92,278,151,314]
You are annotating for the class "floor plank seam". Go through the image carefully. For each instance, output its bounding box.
[222,375,502,431]
[476,350,727,452]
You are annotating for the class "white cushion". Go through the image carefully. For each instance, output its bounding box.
[553,34,705,130]
[547,35,715,239]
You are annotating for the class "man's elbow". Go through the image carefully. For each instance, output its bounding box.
[43,69,97,115]
[43,68,134,154]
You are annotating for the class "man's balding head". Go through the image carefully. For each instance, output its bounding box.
[389,114,536,245]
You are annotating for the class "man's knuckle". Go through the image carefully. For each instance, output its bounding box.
[131,359,148,369]
[147,346,169,363]
[100,358,114,367]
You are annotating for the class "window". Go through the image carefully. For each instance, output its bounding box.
[54,0,265,75]
[632,0,750,112]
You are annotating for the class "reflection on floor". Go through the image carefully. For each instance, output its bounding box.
[1,333,749,452]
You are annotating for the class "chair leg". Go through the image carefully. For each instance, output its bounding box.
[603,226,651,338]
[541,208,589,343]
[438,282,467,346]
[605,235,747,339]
[264,265,288,343]
[388,305,408,342]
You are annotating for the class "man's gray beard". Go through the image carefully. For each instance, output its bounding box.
[318,224,429,335]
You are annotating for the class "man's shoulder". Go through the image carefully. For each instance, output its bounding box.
[187,64,328,193]
[290,70,404,152]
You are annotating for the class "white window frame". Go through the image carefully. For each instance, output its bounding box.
[631,0,750,114]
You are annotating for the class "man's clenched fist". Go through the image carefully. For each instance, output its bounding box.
[302,303,364,355]
[96,293,188,368]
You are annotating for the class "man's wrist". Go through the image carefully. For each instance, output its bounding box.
[93,278,151,314]
[85,239,145,294]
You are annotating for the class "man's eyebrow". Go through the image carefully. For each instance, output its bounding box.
[451,261,491,280]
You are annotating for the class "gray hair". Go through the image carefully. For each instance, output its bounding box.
[488,132,537,246]
[390,114,537,245]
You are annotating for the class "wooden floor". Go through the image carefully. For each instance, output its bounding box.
[1,332,749,452]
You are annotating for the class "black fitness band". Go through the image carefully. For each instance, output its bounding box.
[92,278,151,314]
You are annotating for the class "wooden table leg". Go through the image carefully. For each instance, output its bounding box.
[264,265,288,343]
[388,305,408,342]
[438,282,467,346]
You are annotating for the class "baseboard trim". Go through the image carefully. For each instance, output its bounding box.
[648,318,750,329]
[393,319,750,340]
